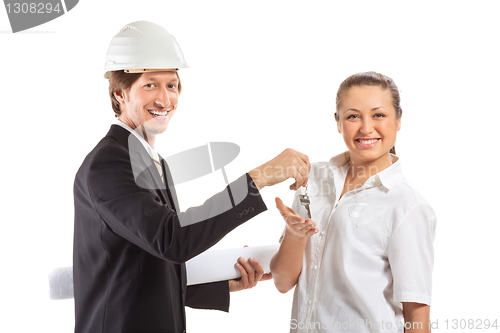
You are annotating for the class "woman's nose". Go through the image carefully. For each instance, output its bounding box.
[360,118,374,134]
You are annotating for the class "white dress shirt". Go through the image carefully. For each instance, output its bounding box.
[289,152,437,333]
[114,119,155,158]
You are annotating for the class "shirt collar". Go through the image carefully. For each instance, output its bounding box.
[114,119,155,158]
[376,155,402,190]
[327,151,402,190]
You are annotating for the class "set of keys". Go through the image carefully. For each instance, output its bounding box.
[299,185,312,219]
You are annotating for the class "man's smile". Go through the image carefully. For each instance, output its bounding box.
[148,109,170,117]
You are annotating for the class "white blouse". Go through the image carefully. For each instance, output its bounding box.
[289,152,437,333]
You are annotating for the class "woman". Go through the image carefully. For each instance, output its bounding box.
[270,72,437,333]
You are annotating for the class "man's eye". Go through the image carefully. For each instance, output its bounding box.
[168,84,177,89]
[145,83,155,88]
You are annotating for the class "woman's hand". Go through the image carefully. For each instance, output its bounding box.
[276,197,319,238]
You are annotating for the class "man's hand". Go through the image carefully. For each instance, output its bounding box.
[248,149,311,191]
[276,197,319,238]
[228,256,273,292]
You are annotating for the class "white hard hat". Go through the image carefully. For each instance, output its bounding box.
[104,21,188,79]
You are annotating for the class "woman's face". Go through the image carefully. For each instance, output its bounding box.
[337,85,401,166]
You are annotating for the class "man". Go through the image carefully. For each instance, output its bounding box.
[73,21,310,333]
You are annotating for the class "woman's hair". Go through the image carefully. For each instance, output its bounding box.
[334,71,402,155]
[108,70,182,117]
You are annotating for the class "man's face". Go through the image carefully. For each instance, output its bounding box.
[116,71,179,142]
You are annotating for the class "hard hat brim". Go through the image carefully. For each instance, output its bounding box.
[104,68,182,79]
[125,68,179,73]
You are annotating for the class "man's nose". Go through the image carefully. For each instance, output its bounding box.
[155,88,171,108]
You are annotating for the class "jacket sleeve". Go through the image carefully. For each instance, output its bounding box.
[185,281,230,312]
[87,143,267,264]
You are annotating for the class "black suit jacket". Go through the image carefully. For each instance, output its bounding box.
[73,125,267,333]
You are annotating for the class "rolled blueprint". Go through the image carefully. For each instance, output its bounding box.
[47,244,280,298]
[48,266,74,300]
[185,244,279,285]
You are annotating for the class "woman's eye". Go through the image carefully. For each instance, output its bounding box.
[168,84,176,89]
[374,113,386,118]
[347,114,358,119]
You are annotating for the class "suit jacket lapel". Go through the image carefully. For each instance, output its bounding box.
[160,156,188,289]
[160,157,180,213]
[110,125,171,208]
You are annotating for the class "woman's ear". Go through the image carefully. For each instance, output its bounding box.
[336,114,342,134]
[397,117,402,131]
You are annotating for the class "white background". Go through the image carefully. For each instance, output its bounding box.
[1,0,499,332]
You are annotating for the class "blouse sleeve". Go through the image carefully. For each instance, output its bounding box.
[387,202,437,306]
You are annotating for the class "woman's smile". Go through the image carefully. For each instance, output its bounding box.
[355,137,381,149]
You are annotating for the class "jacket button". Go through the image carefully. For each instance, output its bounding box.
[248,207,254,213]
[236,213,242,219]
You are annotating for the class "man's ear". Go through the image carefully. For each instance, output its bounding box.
[114,90,126,104]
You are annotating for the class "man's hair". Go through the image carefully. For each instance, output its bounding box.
[108,70,183,117]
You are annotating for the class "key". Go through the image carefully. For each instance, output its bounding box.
[299,185,312,219]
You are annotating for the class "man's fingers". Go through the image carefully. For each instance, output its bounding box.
[249,258,264,275]
[294,150,311,170]
[249,149,311,190]
[287,162,309,190]
[249,258,264,286]
[238,257,255,286]
[260,273,273,281]
[291,171,304,191]
[235,260,249,289]
[292,151,311,188]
